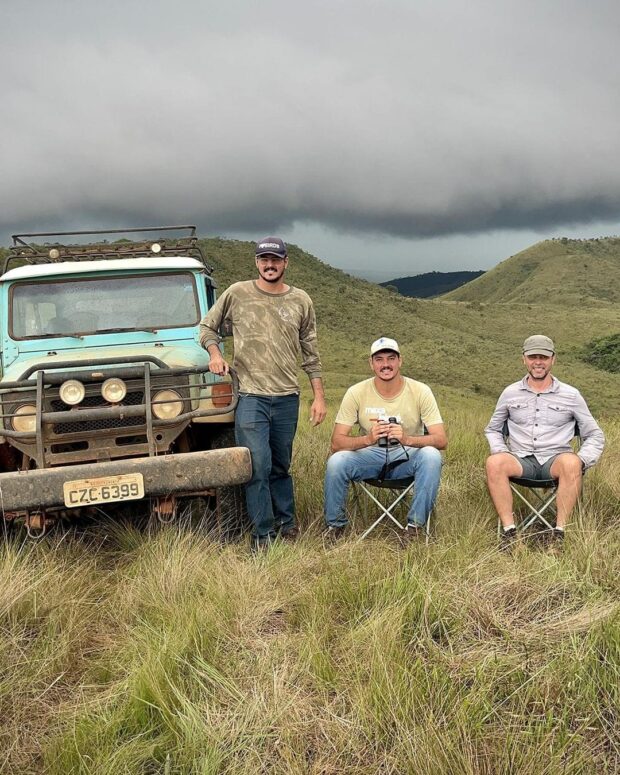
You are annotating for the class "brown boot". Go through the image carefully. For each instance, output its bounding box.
[280,526,300,543]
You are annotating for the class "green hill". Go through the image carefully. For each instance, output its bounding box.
[200,237,620,416]
[441,237,620,305]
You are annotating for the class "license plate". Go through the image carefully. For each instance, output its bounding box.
[63,473,145,507]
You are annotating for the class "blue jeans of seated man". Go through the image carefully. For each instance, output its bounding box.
[235,393,300,540]
[324,445,442,528]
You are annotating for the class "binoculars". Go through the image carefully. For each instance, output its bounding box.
[378,416,400,447]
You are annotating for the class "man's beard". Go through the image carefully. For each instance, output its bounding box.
[262,270,282,283]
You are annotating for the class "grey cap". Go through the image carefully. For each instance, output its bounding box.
[255,236,287,258]
[523,334,555,356]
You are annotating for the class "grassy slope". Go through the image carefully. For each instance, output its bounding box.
[442,237,620,305]
[1,237,620,773]
[202,237,620,415]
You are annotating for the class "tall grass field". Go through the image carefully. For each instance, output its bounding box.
[1,401,619,774]
[1,236,620,773]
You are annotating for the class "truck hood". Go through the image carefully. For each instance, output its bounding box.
[1,342,211,383]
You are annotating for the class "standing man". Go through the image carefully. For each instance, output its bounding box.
[485,335,605,550]
[200,237,326,550]
[323,337,447,541]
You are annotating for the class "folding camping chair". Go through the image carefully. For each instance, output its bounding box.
[498,421,580,537]
[500,474,558,538]
[352,476,432,544]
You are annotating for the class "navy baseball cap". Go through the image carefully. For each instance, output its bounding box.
[255,236,287,258]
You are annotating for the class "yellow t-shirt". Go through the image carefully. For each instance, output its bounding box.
[335,377,443,442]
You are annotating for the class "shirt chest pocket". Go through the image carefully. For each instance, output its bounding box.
[547,403,573,426]
[508,402,529,424]
[275,305,303,330]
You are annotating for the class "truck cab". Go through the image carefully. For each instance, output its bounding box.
[0,226,251,534]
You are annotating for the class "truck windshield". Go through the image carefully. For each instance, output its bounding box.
[10,272,200,339]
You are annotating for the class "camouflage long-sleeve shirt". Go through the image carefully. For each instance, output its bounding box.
[199,280,322,396]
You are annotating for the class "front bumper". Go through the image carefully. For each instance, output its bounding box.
[0,447,251,511]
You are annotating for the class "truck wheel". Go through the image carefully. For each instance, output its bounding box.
[209,426,250,541]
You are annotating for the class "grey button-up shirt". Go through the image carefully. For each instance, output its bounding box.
[485,376,605,469]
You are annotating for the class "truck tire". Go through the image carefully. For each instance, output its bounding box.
[209,426,250,541]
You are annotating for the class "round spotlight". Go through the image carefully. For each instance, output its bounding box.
[152,389,183,419]
[11,405,36,433]
[59,379,85,406]
[150,242,162,254]
[49,248,61,260]
[101,378,127,403]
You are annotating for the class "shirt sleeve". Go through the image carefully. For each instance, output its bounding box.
[298,297,322,380]
[419,386,443,427]
[484,390,510,454]
[198,288,232,350]
[572,391,605,468]
[334,387,359,428]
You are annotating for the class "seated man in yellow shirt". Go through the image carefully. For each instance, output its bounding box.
[324,337,447,540]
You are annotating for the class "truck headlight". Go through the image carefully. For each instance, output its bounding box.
[11,405,37,433]
[152,390,183,419]
[101,378,127,403]
[59,379,85,405]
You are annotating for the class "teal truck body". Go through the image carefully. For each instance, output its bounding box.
[0,227,250,533]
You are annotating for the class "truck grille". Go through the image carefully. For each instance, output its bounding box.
[50,391,145,434]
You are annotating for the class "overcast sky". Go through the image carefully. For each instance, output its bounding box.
[2,1,620,281]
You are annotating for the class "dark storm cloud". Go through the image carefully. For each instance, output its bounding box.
[1,0,620,244]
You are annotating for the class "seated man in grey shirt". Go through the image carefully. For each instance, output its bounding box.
[485,334,605,550]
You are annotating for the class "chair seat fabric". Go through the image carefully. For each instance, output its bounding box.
[363,477,415,489]
[509,476,556,488]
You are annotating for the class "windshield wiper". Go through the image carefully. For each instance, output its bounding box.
[37,332,84,340]
[96,327,159,334]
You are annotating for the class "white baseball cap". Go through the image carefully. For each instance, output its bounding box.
[370,337,400,356]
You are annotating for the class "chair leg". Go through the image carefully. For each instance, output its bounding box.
[357,484,412,540]
[425,508,432,546]
[510,485,557,531]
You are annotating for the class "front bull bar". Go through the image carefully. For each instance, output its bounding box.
[0,447,251,512]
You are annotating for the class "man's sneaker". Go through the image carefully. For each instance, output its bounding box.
[547,528,565,555]
[400,523,425,546]
[279,526,300,543]
[323,525,347,544]
[499,526,518,552]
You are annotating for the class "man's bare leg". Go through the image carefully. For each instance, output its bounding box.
[549,453,583,528]
[486,453,524,527]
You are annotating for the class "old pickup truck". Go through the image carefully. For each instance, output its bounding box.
[0,226,251,535]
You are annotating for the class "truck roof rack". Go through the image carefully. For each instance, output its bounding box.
[4,225,213,275]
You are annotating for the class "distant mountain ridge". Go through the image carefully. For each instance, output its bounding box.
[381,270,484,298]
[441,237,620,304]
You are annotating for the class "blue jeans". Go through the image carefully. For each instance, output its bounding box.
[235,393,300,540]
[324,445,442,527]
